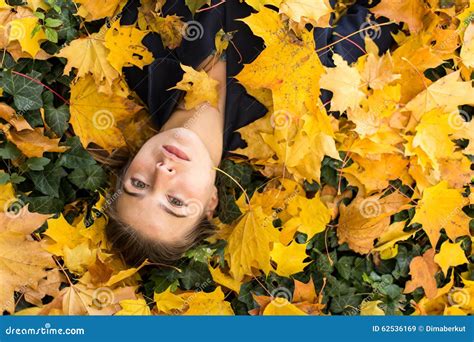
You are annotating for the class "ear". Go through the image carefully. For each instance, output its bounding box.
[205,185,219,220]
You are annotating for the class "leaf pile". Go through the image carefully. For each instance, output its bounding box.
[0,0,473,316]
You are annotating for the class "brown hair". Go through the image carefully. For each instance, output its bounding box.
[90,144,217,267]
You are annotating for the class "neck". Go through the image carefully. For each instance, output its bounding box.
[159,103,224,166]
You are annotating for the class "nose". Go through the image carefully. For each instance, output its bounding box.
[156,160,175,175]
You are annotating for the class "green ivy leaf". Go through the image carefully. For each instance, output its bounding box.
[67,164,106,191]
[2,70,44,112]
[28,161,66,197]
[58,137,97,169]
[42,92,70,135]
[25,157,51,171]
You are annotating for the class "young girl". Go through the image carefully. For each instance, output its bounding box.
[104,0,397,266]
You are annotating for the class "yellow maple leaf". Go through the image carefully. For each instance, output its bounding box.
[461,22,474,68]
[181,287,234,315]
[357,37,401,90]
[244,0,282,11]
[225,202,280,282]
[208,265,242,293]
[75,0,125,21]
[0,230,55,313]
[270,241,309,277]
[104,21,154,74]
[320,54,365,113]
[279,0,332,27]
[405,71,474,122]
[371,0,428,33]
[263,298,307,315]
[154,287,185,314]
[280,193,331,244]
[360,300,385,315]
[434,240,469,276]
[411,181,470,247]
[56,31,119,87]
[7,16,47,57]
[171,64,219,110]
[69,75,142,151]
[338,191,412,254]
[116,298,152,315]
[343,153,409,194]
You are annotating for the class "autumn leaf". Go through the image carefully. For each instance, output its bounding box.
[2,126,68,158]
[434,240,469,276]
[338,191,412,254]
[7,16,47,57]
[75,0,125,21]
[225,201,280,282]
[371,0,428,33]
[403,248,439,299]
[104,21,154,74]
[279,0,332,27]
[171,64,219,110]
[69,75,142,151]
[0,227,55,313]
[116,298,152,315]
[57,31,119,87]
[270,241,310,277]
[411,181,470,248]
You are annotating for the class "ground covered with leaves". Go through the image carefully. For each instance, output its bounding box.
[0,0,473,316]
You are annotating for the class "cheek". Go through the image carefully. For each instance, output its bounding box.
[181,167,215,196]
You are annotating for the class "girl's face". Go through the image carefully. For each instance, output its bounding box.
[115,127,219,244]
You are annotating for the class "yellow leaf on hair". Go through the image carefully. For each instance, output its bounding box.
[171,64,220,110]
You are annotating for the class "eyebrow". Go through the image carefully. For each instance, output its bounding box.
[122,186,188,218]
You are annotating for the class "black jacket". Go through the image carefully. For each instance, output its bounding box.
[120,0,398,158]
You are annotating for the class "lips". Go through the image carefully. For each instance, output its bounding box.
[162,145,190,161]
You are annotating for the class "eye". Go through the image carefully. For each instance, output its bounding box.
[167,195,184,207]
[130,178,148,189]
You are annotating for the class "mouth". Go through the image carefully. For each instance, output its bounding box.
[162,145,190,161]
